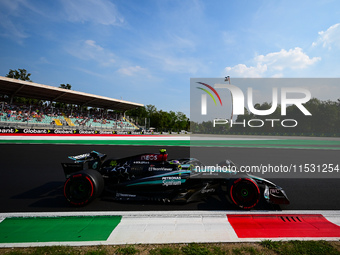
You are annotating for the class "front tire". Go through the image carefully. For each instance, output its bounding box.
[229,178,260,209]
[64,170,104,206]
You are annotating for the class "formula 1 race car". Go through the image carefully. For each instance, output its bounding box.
[61,149,290,209]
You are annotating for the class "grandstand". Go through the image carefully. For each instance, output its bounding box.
[0,76,143,132]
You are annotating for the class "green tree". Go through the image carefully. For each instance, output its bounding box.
[145,104,157,116]
[60,84,72,90]
[126,105,190,131]
[175,111,189,131]
[4,69,39,105]
[6,69,32,81]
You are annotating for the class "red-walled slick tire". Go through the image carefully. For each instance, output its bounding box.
[64,170,104,206]
[230,178,260,209]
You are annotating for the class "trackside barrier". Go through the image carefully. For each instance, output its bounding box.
[0,127,190,135]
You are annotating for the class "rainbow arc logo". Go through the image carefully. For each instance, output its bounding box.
[196,82,223,115]
[196,82,222,106]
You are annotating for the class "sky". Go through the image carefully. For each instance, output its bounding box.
[0,0,340,117]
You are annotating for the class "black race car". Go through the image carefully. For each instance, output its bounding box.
[62,149,290,209]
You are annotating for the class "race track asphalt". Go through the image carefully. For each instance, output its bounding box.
[0,144,339,212]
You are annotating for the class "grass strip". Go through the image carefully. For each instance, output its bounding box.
[0,216,121,243]
[0,241,339,254]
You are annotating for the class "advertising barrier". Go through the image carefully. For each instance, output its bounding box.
[0,127,189,135]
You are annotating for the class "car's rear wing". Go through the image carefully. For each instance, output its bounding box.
[68,151,106,162]
[62,151,107,178]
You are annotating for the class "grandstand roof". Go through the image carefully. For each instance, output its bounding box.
[0,76,144,111]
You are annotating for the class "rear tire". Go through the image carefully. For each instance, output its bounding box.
[229,178,260,209]
[64,170,104,206]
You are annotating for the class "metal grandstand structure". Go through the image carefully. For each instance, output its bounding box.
[0,76,143,111]
[0,76,143,131]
